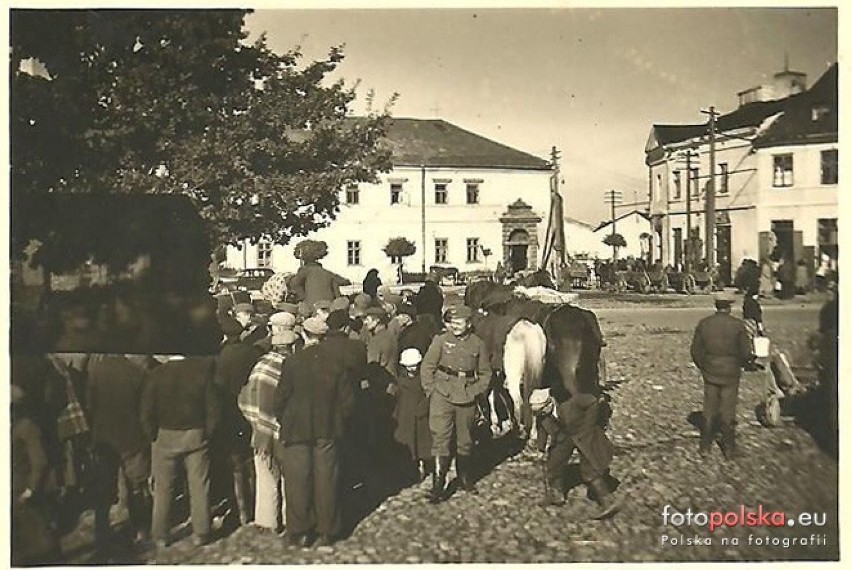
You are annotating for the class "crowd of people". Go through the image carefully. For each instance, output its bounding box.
[12,267,511,563]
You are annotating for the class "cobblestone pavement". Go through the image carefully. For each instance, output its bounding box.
[69,300,838,563]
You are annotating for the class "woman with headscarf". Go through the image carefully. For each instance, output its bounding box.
[362,269,382,301]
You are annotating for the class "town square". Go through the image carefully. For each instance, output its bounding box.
[8,4,840,565]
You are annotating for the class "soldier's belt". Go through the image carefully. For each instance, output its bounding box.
[437,365,475,379]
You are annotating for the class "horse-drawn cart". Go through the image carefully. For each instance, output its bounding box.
[566,261,592,289]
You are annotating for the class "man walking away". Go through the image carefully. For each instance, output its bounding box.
[690,292,754,460]
[142,355,220,548]
[274,318,355,548]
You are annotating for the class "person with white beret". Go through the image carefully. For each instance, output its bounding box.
[393,348,434,484]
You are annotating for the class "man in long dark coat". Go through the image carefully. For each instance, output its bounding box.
[273,317,355,548]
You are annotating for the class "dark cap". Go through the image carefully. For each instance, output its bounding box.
[446,305,473,320]
[326,309,352,331]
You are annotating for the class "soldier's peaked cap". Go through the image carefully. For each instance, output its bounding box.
[447,305,473,320]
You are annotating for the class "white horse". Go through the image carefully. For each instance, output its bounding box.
[491,318,547,441]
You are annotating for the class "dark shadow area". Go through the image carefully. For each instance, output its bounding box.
[784,386,838,460]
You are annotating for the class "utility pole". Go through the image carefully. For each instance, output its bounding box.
[701,106,719,268]
[604,189,623,261]
[678,148,699,272]
[420,164,426,274]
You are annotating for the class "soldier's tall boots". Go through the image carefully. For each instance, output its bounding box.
[718,424,739,461]
[457,455,479,494]
[429,456,450,503]
[587,477,622,520]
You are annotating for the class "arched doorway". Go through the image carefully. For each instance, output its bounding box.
[507,229,531,273]
[500,199,543,274]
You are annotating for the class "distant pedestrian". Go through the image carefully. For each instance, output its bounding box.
[393,349,433,483]
[421,305,491,502]
[742,290,765,336]
[239,328,299,534]
[690,292,754,460]
[759,260,774,298]
[274,318,355,547]
[362,269,382,301]
[87,354,152,553]
[795,259,810,295]
[142,356,220,548]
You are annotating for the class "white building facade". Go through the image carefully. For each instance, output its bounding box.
[226,119,553,284]
[643,63,837,283]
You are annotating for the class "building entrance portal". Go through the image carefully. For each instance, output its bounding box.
[499,199,542,275]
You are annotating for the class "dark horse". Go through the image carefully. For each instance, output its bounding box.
[464,280,603,440]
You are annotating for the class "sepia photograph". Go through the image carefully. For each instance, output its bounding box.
[8,2,840,565]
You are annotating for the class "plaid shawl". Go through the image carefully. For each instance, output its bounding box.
[239,351,286,457]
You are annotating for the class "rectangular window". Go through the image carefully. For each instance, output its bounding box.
[434,238,448,264]
[812,104,830,122]
[466,183,479,204]
[821,149,838,185]
[673,171,682,200]
[718,163,729,194]
[434,183,448,205]
[347,240,361,266]
[689,168,699,200]
[466,238,480,263]
[773,154,794,187]
[390,183,403,205]
[257,241,273,268]
[345,185,359,205]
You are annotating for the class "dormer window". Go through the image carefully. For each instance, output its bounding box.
[811,104,830,122]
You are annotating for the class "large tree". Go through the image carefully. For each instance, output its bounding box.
[10,9,395,271]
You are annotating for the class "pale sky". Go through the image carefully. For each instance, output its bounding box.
[246,7,837,225]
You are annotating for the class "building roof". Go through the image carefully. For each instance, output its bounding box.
[383,118,551,170]
[753,63,838,148]
[593,209,651,232]
[647,63,837,154]
[564,215,596,230]
[648,97,794,151]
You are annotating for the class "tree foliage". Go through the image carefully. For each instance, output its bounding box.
[603,233,627,248]
[11,9,395,272]
[383,237,417,260]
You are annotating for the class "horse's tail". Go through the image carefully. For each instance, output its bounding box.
[503,319,547,418]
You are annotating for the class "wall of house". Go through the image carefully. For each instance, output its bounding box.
[225,165,552,283]
[755,142,839,260]
[565,220,608,258]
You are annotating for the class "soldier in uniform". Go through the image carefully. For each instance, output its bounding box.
[690,291,755,460]
[421,305,491,502]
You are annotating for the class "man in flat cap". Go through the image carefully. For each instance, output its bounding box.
[273,315,354,547]
[690,290,755,460]
[421,304,491,502]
